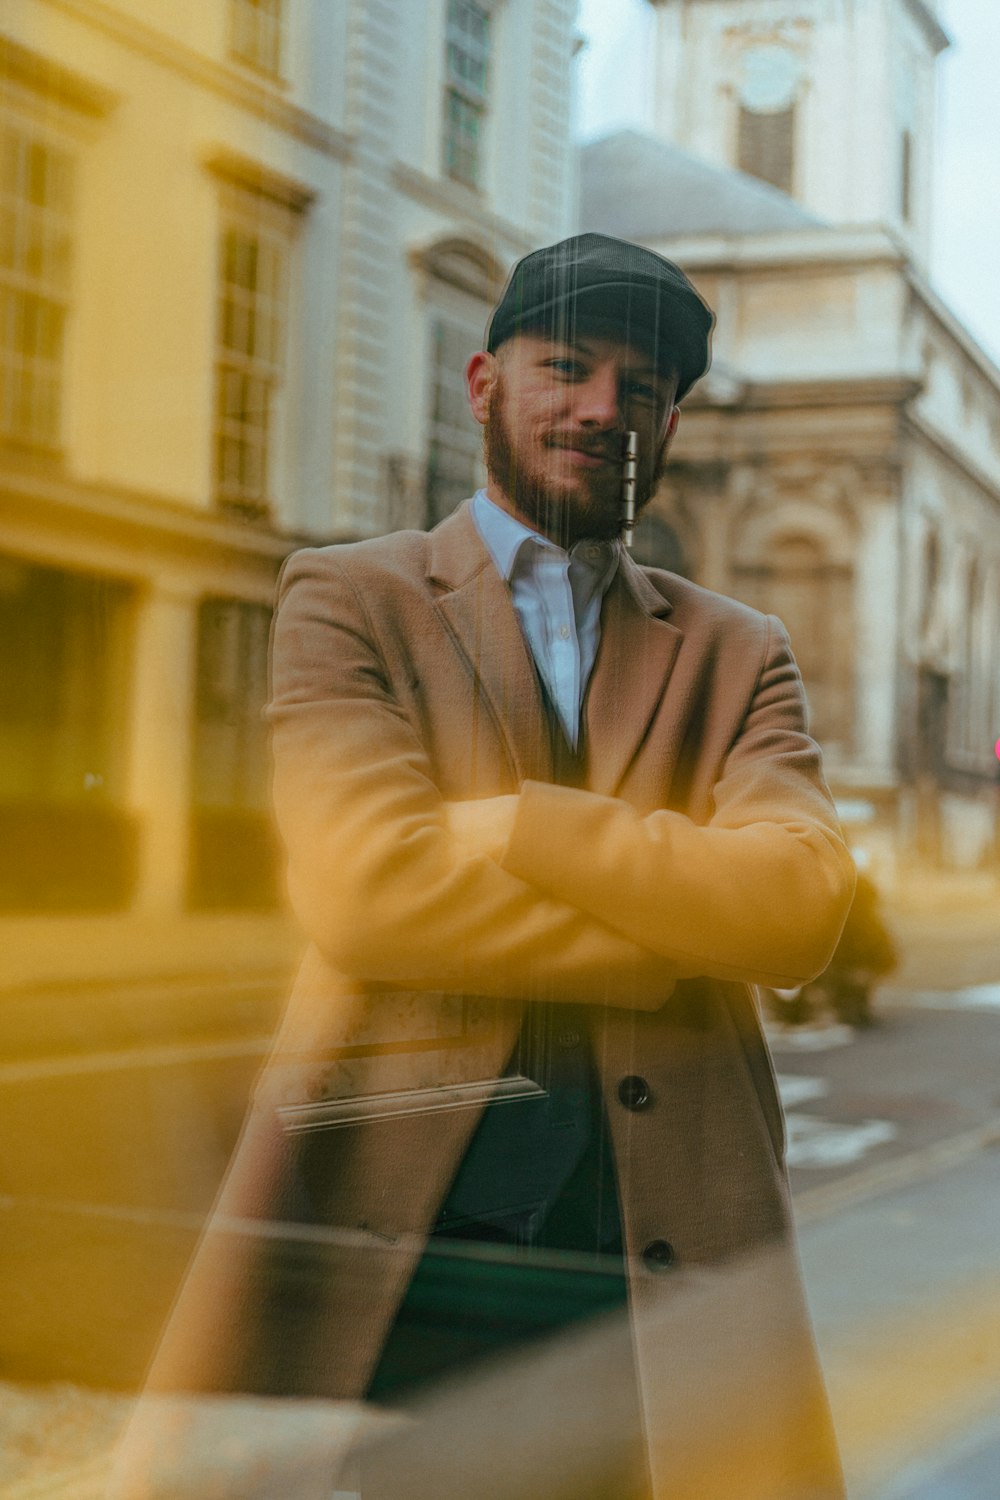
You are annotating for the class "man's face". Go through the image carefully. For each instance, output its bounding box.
[467,330,679,546]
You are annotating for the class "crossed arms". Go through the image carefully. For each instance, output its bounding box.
[269,550,854,1010]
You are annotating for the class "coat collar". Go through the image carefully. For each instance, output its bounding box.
[427,501,683,795]
[585,552,683,796]
[429,502,552,783]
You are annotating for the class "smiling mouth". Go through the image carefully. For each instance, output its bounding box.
[546,440,617,468]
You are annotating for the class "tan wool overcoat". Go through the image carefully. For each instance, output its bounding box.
[134,501,856,1499]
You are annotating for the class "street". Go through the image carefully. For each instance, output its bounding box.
[1,906,999,1498]
[769,979,1000,1500]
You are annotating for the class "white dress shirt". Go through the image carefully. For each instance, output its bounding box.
[471,489,620,749]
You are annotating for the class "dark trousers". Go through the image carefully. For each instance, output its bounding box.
[365,1009,651,1499]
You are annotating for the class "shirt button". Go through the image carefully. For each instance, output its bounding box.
[587,545,601,560]
[642,1240,676,1273]
[617,1075,652,1111]
[558,624,571,640]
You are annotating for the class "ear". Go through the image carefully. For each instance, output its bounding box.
[658,404,680,459]
[466,351,497,426]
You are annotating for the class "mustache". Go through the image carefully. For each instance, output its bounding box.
[544,433,625,462]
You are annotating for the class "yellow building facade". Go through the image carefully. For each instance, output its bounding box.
[1,0,580,993]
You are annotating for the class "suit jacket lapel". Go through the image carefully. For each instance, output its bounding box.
[585,555,683,797]
[429,502,553,784]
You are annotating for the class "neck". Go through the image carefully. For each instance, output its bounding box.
[483,478,617,550]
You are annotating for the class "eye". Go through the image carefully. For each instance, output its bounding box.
[624,379,660,403]
[543,357,587,379]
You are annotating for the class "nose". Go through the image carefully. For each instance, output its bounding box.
[574,364,623,429]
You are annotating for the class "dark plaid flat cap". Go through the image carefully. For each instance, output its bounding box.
[486,232,714,402]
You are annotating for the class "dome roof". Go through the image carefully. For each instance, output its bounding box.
[580,130,824,240]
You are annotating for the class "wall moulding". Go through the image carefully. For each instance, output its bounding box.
[203,147,317,214]
[0,32,118,117]
[35,0,352,158]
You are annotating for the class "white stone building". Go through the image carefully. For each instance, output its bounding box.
[582,0,1000,880]
[1,0,579,991]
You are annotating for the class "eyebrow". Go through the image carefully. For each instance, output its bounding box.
[544,339,662,377]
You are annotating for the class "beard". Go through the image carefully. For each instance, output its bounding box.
[483,375,665,546]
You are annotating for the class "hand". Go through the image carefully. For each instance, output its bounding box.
[443,795,519,863]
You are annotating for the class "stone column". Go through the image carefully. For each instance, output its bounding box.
[125,583,197,914]
[854,492,899,777]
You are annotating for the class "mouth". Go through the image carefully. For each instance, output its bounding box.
[545,438,618,469]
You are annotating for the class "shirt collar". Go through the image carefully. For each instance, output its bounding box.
[471,489,620,586]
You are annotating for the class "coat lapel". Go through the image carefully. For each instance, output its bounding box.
[585,554,683,797]
[428,502,553,784]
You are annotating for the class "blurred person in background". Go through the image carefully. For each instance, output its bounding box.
[113,235,855,1500]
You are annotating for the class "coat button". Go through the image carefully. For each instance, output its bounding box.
[642,1239,676,1272]
[617,1074,651,1111]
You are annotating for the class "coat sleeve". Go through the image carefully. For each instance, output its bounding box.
[269,549,678,1009]
[498,617,855,987]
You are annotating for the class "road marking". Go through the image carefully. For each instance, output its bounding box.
[950,984,1000,1008]
[785,1114,898,1169]
[889,984,1000,1010]
[765,1022,856,1051]
[775,1074,829,1108]
[777,1075,898,1170]
[794,1115,1000,1223]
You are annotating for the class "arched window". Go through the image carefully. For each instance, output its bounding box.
[952,556,988,761]
[737,104,795,193]
[733,528,854,752]
[413,236,504,527]
[735,43,799,194]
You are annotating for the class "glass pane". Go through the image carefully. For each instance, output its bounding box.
[25,139,49,207]
[0,205,17,270]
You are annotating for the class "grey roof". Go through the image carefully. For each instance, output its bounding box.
[580,130,824,241]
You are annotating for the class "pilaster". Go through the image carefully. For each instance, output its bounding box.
[126,585,197,915]
[329,0,401,535]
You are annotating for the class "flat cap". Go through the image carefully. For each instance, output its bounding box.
[486,232,714,401]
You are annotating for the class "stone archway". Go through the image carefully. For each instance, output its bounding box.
[730,504,856,753]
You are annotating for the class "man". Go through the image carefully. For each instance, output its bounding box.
[119,235,854,1498]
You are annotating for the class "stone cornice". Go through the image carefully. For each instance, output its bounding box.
[902,412,1000,514]
[0,32,118,117]
[902,0,950,56]
[0,457,317,566]
[391,162,534,256]
[649,224,909,276]
[203,148,317,213]
[687,374,921,411]
[33,0,352,159]
[906,267,1000,396]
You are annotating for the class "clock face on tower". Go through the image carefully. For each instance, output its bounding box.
[739,44,800,113]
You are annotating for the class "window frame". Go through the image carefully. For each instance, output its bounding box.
[442,0,493,190]
[0,111,75,453]
[736,101,796,195]
[212,186,293,516]
[228,0,286,81]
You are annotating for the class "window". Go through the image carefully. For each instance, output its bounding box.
[426,314,483,526]
[443,0,491,188]
[950,558,989,764]
[900,128,913,223]
[0,117,73,450]
[229,0,284,77]
[189,598,279,909]
[737,105,795,194]
[214,193,289,513]
[0,556,136,910]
